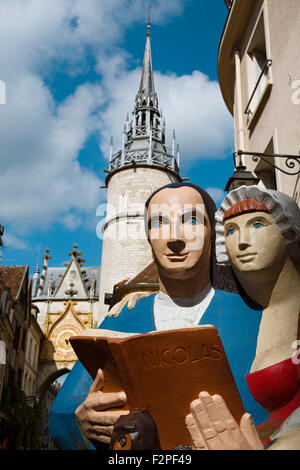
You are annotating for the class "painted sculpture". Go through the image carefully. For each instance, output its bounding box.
[186,185,300,450]
[49,182,268,450]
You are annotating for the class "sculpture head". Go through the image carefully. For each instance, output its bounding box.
[145,183,217,289]
[223,199,288,274]
[215,186,300,279]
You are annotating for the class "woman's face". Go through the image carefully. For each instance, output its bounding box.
[224,211,288,273]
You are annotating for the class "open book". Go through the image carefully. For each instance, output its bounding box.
[70,326,245,449]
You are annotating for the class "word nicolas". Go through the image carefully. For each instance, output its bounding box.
[142,343,222,370]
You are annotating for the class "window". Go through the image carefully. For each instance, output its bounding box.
[13,325,20,350]
[23,372,28,393]
[0,362,5,401]
[34,344,37,368]
[28,337,32,361]
[9,305,14,324]
[21,329,26,351]
[245,10,272,119]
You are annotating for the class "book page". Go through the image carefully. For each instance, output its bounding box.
[73,328,141,339]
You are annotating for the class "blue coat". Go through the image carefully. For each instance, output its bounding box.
[49,289,268,449]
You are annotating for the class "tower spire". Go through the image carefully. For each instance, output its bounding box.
[31,249,41,298]
[107,20,180,175]
[138,14,156,106]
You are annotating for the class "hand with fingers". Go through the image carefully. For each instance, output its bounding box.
[185,392,264,450]
[75,368,129,447]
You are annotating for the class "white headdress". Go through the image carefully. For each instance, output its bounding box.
[215,185,300,266]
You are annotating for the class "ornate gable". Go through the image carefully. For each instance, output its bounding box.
[54,244,88,299]
[41,300,92,362]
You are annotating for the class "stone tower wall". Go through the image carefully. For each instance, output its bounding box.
[97,164,179,324]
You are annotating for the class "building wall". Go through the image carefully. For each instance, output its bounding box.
[22,316,43,398]
[219,0,300,203]
[0,286,13,401]
[98,164,179,323]
[0,268,31,391]
[238,0,300,200]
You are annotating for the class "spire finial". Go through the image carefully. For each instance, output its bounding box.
[34,261,40,274]
[43,248,51,261]
[69,243,78,258]
[147,4,152,36]
[34,245,41,273]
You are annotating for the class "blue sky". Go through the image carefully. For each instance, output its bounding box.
[0,0,234,275]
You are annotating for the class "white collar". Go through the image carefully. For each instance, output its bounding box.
[153,284,215,331]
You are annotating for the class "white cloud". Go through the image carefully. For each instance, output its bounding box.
[2,233,30,251]
[0,0,189,235]
[0,0,232,237]
[156,71,234,161]
[0,0,186,79]
[98,67,234,164]
[0,77,104,233]
[62,213,83,231]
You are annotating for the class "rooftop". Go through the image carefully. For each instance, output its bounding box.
[0,265,28,300]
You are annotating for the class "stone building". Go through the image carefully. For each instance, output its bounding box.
[0,278,13,403]
[22,305,43,401]
[0,266,31,392]
[219,0,300,201]
[98,21,187,323]
[31,245,100,396]
[0,265,37,448]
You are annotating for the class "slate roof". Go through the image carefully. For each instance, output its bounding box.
[0,266,28,300]
[32,266,101,299]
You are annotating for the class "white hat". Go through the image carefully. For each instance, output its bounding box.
[215,185,300,266]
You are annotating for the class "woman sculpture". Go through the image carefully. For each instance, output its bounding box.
[186,185,300,450]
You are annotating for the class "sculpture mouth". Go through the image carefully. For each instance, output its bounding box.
[166,253,189,262]
[237,253,257,263]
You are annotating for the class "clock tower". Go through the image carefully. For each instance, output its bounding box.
[98,22,183,323]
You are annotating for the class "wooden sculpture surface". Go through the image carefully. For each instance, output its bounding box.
[49,183,268,450]
[190,186,300,450]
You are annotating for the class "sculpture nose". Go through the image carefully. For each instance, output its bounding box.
[238,227,251,251]
[167,239,186,254]
[239,242,250,251]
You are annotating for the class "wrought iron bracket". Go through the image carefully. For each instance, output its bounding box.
[235,150,300,176]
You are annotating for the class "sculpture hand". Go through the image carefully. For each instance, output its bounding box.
[75,369,129,445]
[108,291,154,318]
[185,392,264,450]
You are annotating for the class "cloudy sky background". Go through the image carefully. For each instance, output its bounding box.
[0,0,234,271]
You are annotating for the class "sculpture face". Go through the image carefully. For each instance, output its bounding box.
[224,211,287,273]
[147,187,211,280]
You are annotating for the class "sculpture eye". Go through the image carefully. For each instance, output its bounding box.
[113,433,132,450]
[227,227,235,236]
[253,222,263,229]
[186,216,197,226]
[150,215,167,230]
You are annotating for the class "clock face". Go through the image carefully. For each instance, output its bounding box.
[55,328,78,353]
